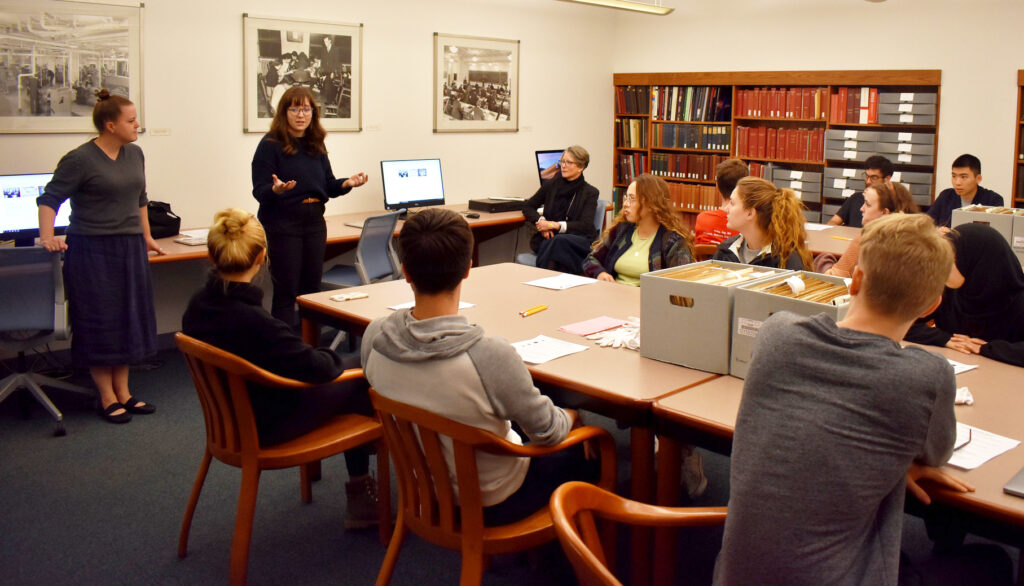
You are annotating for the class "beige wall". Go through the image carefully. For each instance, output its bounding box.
[609,0,1024,200]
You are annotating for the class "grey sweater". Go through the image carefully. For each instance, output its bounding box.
[714,312,956,586]
[37,140,147,235]
[361,308,571,506]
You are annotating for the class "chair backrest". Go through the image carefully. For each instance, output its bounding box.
[354,211,401,284]
[693,243,717,262]
[174,332,355,459]
[0,247,61,335]
[549,481,727,586]
[593,199,609,234]
[369,387,521,547]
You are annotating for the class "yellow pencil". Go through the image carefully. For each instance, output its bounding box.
[830,235,852,241]
[519,304,548,317]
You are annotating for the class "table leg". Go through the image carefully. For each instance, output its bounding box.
[301,317,319,346]
[630,426,655,586]
[654,435,683,586]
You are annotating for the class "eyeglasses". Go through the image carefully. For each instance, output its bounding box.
[864,171,883,182]
[288,107,313,115]
[623,194,637,204]
[558,159,579,168]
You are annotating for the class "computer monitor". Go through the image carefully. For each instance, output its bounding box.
[380,158,445,212]
[0,173,71,247]
[535,149,563,185]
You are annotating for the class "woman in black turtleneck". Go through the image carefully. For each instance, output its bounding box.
[521,145,600,273]
[251,85,367,328]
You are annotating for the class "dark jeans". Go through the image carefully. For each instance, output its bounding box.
[267,223,327,328]
[898,544,1013,586]
[535,233,591,275]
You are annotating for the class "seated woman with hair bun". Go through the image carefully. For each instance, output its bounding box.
[712,176,812,270]
[583,173,694,284]
[181,208,379,529]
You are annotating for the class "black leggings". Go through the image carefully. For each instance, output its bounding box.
[266,224,327,328]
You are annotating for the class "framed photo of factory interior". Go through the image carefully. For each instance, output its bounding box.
[433,33,519,132]
[0,0,143,134]
[242,14,362,132]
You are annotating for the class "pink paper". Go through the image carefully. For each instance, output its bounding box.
[558,316,630,337]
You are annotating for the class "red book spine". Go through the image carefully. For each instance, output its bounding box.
[759,88,769,118]
[808,129,820,162]
[801,88,812,119]
[838,87,849,123]
[757,127,767,159]
[868,88,879,124]
[767,128,778,159]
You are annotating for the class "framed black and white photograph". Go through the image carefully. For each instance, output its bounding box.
[0,0,143,134]
[433,33,518,133]
[242,15,362,133]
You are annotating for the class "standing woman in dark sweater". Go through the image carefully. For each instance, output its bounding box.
[182,208,378,528]
[37,89,163,423]
[521,145,600,273]
[251,85,368,327]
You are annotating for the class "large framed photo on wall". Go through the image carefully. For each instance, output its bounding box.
[242,14,362,132]
[433,33,518,133]
[0,0,143,134]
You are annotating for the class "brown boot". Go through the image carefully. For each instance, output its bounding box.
[344,474,379,529]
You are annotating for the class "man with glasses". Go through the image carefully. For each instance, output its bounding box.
[521,145,600,274]
[827,155,893,228]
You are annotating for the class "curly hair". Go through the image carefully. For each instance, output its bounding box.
[599,174,694,258]
[735,176,812,268]
[267,86,327,156]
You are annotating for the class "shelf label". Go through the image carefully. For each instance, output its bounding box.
[898,153,913,163]
[793,190,803,200]
[891,171,903,181]
[789,181,803,190]
[844,140,858,149]
[898,132,912,142]
[844,130,858,139]
[900,92,915,102]
[737,318,763,338]
[843,150,857,159]
[899,114,914,123]
[843,168,857,178]
[789,170,803,179]
[898,103,914,113]
[834,178,848,189]
[843,189,856,198]
[898,143,913,152]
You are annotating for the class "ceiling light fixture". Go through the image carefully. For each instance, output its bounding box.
[556,0,674,16]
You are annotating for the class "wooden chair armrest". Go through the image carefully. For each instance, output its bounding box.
[244,367,365,390]
[480,426,618,489]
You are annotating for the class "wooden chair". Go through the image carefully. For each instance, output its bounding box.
[550,481,727,586]
[369,388,618,585]
[693,243,718,262]
[174,333,390,586]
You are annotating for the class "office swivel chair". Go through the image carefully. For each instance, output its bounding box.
[321,210,402,350]
[517,199,609,267]
[0,247,93,436]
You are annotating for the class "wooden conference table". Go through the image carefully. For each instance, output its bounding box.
[147,204,527,264]
[804,223,861,257]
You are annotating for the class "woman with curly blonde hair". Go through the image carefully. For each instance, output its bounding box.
[583,173,694,285]
[712,176,811,269]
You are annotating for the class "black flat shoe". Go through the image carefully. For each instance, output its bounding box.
[101,402,132,424]
[123,397,156,415]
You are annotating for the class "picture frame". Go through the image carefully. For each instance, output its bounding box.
[0,0,143,134]
[433,33,518,133]
[242,14,362,133]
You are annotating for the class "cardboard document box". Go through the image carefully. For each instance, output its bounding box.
[879,113,936,125]
[875,142,933,155]
[825,139,876,153]
[892,152,934,166]
[822,203,841,217]
[825,148,871,162]
[889,171,933,184]
[730,272,851,378]
[878,92,938,104]
[878,103,937,115]
[771,168,823,183]
[823,187,859,201]
[825,176,866,191]
[640,261,791,374]
[876,131,935,145]
[802,209,821,223]
[825,129,881,142]
[951,205,1021,247]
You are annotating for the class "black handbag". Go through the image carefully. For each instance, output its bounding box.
[147,201,181,239]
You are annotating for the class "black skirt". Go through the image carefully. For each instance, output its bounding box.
[63,233,157,367]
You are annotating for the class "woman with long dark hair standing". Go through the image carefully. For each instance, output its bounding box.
[251,86,367,327]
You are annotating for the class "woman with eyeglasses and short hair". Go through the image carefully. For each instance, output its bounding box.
[251,85,368,327]
[583,173,694,285]
[521,145,600,274]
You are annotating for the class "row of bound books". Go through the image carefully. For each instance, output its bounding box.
[650,153,726,182]
[829,87,879,125]
[735,87,827,120]
[666,182,720,212]
[615,117,647,149]
[653,123,730,151]
[651,85,732,122]
[615,85,651,115]
[748,162,775,180]
[736,126,826,163]
[616,151,649,185]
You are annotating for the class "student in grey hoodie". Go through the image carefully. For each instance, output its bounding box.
[361,208,592,525]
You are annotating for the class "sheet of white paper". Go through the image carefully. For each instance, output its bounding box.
[511,335,589,364]
[947,358,978,375]
[388,301,474,310]
[946,423,1020,470]
[804,223,831,231]
[178,228,209,239]
[523,274,596,290]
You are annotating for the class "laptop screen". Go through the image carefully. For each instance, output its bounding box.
[380,158,445,211]
[535,149,562,185]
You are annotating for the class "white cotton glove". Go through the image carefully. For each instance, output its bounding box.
[585,317,640,350]
[954,386,974,406]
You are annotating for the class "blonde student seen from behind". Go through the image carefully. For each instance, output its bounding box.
[582,173,694,286]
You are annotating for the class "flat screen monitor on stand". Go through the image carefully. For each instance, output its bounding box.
[380,158,445,218]
[535,149,563,185]
[0,173,71,247]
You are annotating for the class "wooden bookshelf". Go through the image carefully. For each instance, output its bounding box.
[612,71,942,222]
[1014,70,1024,206]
